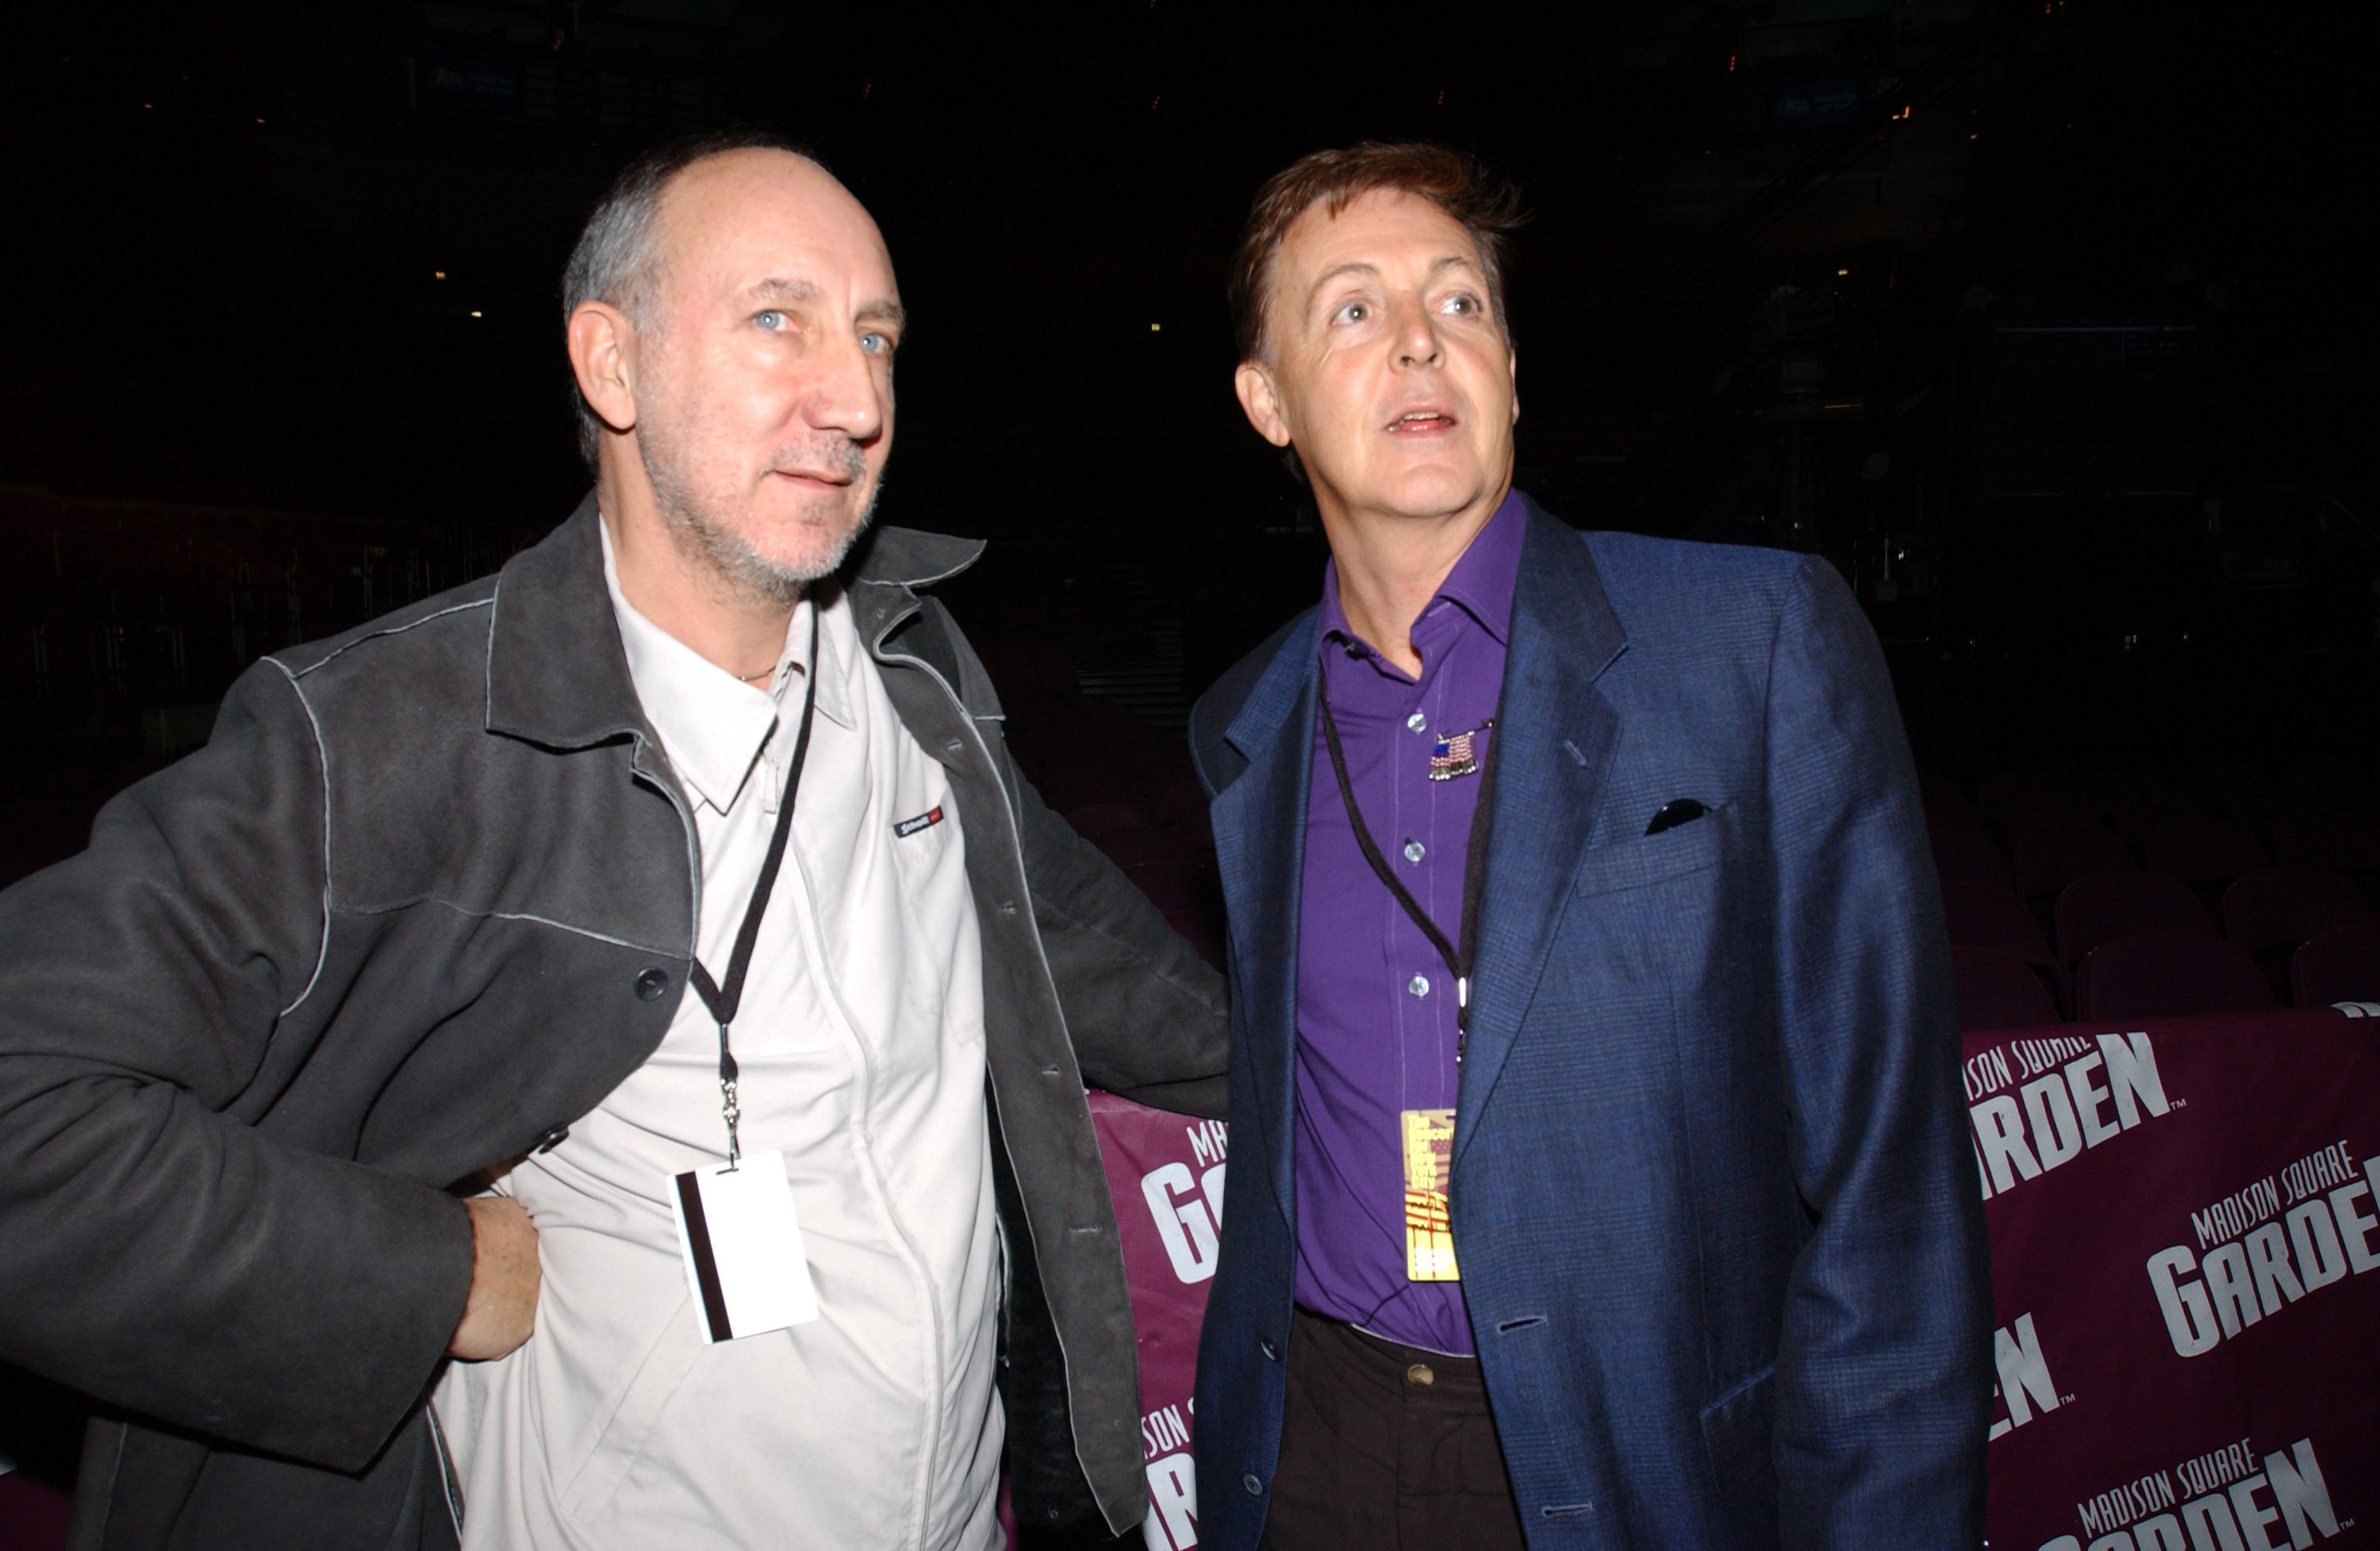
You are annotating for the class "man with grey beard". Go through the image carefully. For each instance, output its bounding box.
[0,132,1225,1550]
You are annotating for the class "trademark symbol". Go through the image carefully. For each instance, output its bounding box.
[2059,1394,2075,1405]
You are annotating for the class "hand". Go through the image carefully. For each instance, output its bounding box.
[447,1195,540,1361]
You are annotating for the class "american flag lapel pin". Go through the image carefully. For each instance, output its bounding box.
[1428,720,1492,781]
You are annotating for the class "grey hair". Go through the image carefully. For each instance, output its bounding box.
[562,130,819,471]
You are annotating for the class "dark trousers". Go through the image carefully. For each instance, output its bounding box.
[1258,1307,1528,1551]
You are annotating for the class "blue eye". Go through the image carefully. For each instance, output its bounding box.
[860,332,891,355]
[754,309,785,329]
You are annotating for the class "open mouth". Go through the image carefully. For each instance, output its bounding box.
[1386,407,1459,435]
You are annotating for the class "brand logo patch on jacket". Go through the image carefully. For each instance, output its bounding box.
[893,806,945,839]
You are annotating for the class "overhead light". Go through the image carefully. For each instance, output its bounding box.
[470,310,483,318]
[1150,323,1161,332]
[1837,267,1850,277]
[434,271,447,280]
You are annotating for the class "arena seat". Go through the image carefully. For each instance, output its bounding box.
[1951,946,2062,1031]
[2052,871,2217,972]
[2074,933,2278,1020]
[2291,920,2380,1009]
[2140,817,2266,889]
[2010,821,2136,904]
[2221,866,2375,989]
[1939,880,2059,1004]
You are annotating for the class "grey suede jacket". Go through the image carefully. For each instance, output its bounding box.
[0,497,1226,1549]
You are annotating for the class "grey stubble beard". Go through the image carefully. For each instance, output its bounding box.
[639,418,878,608]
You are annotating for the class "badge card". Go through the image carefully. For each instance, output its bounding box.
[1402,1108,1461,1281]
[670,1150,821,1344]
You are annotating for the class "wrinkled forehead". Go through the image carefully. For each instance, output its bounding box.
[651,149,897,309]
[1280,188,1483,286]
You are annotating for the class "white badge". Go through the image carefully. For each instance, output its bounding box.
[669,1150,821,1344]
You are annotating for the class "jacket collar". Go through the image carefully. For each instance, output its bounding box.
[1218,494,1622,770]
[1207,494,1633,1186]
[1222,612,1322,766]
[484,493,986,749]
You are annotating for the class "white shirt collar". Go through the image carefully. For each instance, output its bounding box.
[599,518,853,812]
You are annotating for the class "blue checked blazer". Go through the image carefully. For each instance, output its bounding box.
[1186,500,1992,1549]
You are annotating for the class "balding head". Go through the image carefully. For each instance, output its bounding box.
[562,132,848,467]
[565,134,904,611]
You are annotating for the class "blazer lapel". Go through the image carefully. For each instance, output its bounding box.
[1457,505,1629,1158]
[1207,612,1321,1217]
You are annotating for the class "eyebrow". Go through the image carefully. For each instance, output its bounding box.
[1303,253,1483,317]
[746,276,820,305]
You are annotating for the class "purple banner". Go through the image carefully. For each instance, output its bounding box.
[1089,1091,1226,1550]
[1972,1011,2380,1550]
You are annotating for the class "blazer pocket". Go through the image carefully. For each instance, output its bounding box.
[1570,806,1726,898]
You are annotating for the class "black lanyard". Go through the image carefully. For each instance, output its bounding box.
[685,606,820,1167]
[1317,683,1499,1062]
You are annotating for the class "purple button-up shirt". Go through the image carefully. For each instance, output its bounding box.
[1292,490,1525,1355]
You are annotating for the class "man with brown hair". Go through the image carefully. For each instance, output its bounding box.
[1188,142,1990,1549]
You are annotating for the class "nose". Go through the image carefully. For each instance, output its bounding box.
[1391,298,1441,370]
[801,324,889,444]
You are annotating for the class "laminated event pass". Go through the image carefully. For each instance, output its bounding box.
[1402,1108,1461,1281]
[670,1150,821,1343]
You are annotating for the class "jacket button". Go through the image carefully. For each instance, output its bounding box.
[535,1125,570,1154]
[1259,1339,1278,1361]
[635,968,670,1001]
[1242,1473,1263,1496]
[1406,1362,1435,1388]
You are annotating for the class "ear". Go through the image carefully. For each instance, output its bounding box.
[1234,360,1293,449]
[566,301,639,439]
[1508,344,1521,424]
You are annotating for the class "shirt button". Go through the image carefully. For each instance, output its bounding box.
[1242,1473,1265,1496]
[1406,1362,1436,1388]
[634,968,670,1001]
[1403,839,1425,863]
[1406,712,1427,734]
[1408,975,1430,998]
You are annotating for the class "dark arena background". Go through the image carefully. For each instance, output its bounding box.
[4,4,2378,1548]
